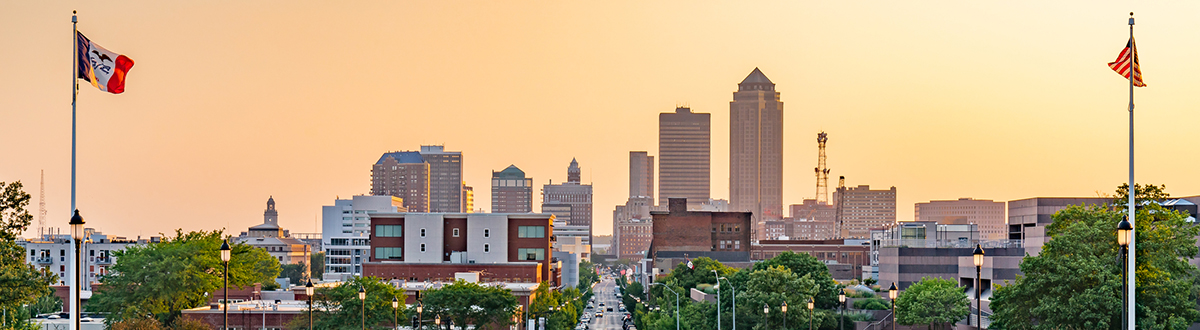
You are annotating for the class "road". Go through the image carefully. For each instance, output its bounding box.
[584,276,627,330]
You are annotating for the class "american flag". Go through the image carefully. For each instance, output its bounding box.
[1108,38,1146,87]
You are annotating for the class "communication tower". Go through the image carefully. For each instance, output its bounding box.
[39,170,47,237]
[814,132,831,204]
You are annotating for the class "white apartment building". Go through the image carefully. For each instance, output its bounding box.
[320,195,405,281]
[17,230,151,291]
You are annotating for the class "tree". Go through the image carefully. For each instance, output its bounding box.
[627,281,645,300]
[746,251,841,309]
[311,252,325,281]
[304,276,407,330]
[421,280,518,329]
[280,261,308,285]
[90,230,281,325]
[990,184,1200,330]
[0,181,57,314]
[578,260,599,291]
[735,265,823,330]
[895,277,968,330]
[528,283,584,330]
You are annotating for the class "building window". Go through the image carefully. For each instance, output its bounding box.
[377,246,403,259]
[375,225,402,237]
[517,248,545,261]
[420,244,426,252]
[518,226,545,238]
[453,228,460,237]
[484,229,490,238]
[420,228,426,238]
[484,244,490,253]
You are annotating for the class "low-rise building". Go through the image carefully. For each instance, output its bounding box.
[321,195,407,281]
[362,212,557,286]
[649,198,753,278]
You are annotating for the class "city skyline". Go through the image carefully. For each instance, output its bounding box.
[5,2,1200,238]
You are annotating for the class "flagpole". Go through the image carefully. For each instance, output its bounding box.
[70,10,82,330]
[1126,12,1136,330]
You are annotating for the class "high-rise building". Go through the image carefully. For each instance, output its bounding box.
[612,196,655,258]
[729,68,784,237]
[659,107,710,208]
[834,185,897,239]
[462,183,474,213]
[915,198,1006,240]
[629,151,654,199]
[542,159,594,256]
[419,145,464,213]
[491,165,533,213]
[371,151,431,212]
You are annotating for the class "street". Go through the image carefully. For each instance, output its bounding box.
[585,276,626,330]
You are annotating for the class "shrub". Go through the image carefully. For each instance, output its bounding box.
[853,298,890,310]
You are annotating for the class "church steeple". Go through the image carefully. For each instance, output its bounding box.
[264,196,278,226]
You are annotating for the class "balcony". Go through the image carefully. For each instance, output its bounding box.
[95,257,113,265]
[36,257,52,265]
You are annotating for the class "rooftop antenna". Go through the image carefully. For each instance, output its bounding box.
[39,170,47,238]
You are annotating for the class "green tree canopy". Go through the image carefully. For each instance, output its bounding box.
[990,185,1200,330]
[745,251,841,309]
[90,230,281,325]
[280,261,308,285]
[421,280,518,329]
[310,252,325,281]
[895,277,969,330]
[527,283,583,330]
[0,181,58,313]
[305,276,407,330]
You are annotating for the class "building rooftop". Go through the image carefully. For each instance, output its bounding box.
[493,165,526,179]
[376,151,425,165]
[740,67,773,85]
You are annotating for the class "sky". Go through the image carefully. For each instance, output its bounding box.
[3,1,1200,238]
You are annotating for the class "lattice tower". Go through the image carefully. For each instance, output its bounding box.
[39,170,46,236]
[814,132,831,204]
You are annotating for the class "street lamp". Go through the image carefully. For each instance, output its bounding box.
[888,283,898,330]
[719,277,737,330]
[763,303,769,329]
[417,303,423,329]
[649,283,680,330]
[973,244,984,330]
[305,280,314,330]
[358,286,366,330]
[219,240,231,330]
[392,297,399,330]
[69,210,84,330]
[713,270,722,330]
[838,292,846,330]
[1118,217,1133,330]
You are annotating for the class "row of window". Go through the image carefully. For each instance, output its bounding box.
[517,226,545,238]
[517,248,545,261]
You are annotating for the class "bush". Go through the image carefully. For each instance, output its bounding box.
[844,311,876,322]
[847,290,876,299]
[853,298,890,310]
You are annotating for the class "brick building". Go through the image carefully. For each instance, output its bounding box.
[372,151,431,212]
[362,213,555,285]
[649,198,752,276]
[751,239,870,280]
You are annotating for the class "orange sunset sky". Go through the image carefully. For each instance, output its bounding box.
[3,1,1200,238]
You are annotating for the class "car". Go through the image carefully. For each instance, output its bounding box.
[607,307,614,312]
[599,302,604,306]
[595,312,603,318]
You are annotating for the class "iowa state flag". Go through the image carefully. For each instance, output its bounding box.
[76,31,134,94]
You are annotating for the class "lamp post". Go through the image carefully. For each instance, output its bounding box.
[69,210,84,330]
[434,314,440,330]
[838,292,846,330]
[719,277,737,330]
[713,270,722,330]
[417,303,423,329]
[392,297,399,330]
[649,283,680,330]
[306,280,314,330]
[219,240,231,330]
[1118,217,1133,330]
[888,283,898,330]
[358,286,366,330]
[972,245,984,330]
[763,303,769,329]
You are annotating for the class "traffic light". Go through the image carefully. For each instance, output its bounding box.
[411,316,418,328]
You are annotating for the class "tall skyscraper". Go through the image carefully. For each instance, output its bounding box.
[629,151,654,199]
[729,68,784,237]
[543,159,594,257]
[491,165,533,213]
[462,183,474,213]
[419,145,464,213]
[834,185,896,239]
[542,159,593,226]
[371,151,431,212]
[659,107,711,207]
